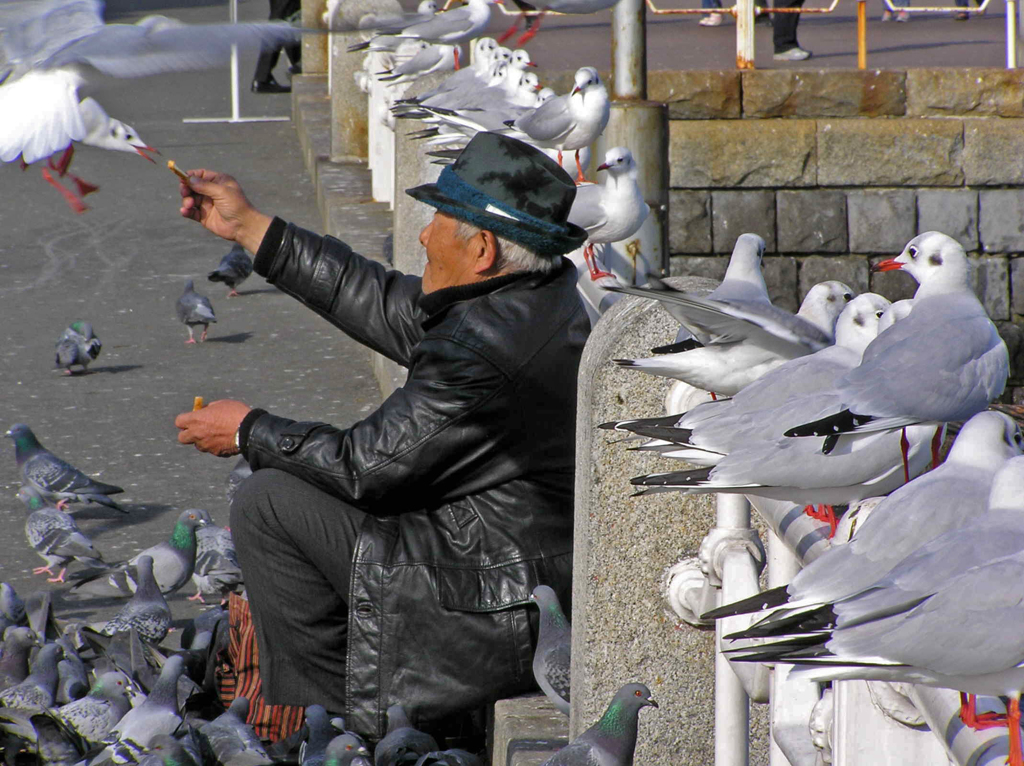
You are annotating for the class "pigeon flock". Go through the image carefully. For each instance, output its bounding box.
[602,230,1024,760]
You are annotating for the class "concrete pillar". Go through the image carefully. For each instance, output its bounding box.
[301,0,328,75]
[570,277,771,765]
[594,102,670,282]
[330,31,369,161]
[390,72,451,277]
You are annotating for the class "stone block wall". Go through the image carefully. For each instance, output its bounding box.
[656,67,1024,398]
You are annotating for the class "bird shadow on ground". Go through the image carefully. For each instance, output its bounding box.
[204,332,253,344]
[82,364,144,375]
[85,502,178,538]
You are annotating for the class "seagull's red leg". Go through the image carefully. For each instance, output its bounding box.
[960,692,976,728]
[516,11,546,44]
[46,568,67,584]
[574,150,587,184]
[70,175,99,198]
[1008,697,1022,766]
[583,243,613,281]
[32,566,54,577]
[453,46,460,70]
[557,150,564,170]
[41,168,88,214]
[19,158,29,171]
[900,427,910,483]
[710,392,718,401]
[497,15,521,43]
[52,145,75,177]
[803,504,837,538]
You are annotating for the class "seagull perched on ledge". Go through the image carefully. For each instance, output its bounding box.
[0,0,301,212]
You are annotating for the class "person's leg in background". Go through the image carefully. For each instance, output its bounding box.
[882,0,911,23]
[772,0,811,59]
[700,0,724,28]
[230,468,367,713]
[252,0,300,93]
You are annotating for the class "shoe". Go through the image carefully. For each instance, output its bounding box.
[754,6,773,24]
[896,10,910,20]
[251,77,291,94]
[773,46,812,61]
[287,64,302,75]
[953,10,969,18]
[699,12,724,26]
[881,9,893,19]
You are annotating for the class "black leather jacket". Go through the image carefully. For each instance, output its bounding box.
[239,219,589,738]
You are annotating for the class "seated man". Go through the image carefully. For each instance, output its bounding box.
[173,133,589,741]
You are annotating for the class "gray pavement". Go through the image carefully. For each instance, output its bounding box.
[0,0,378,629]
[0,0,1006,631]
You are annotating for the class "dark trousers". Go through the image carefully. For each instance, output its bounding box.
[254,0,302,83]
[772,0,805,51]
[230,468,365,712]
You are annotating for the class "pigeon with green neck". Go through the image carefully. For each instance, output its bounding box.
[6,424,125,512]
[530,585,571,715]
[540,683,658,766]
[20,487,105,583]
[71,510,208,596]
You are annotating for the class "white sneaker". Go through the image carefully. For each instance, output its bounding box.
[699,12,724,26]
[881,9,894,19]
[773,46,812,61]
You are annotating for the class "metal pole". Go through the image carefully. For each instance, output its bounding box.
[857,0,867,69]
[1008,0,1018,68]
[611,0,646,99]
[736,0,755,69]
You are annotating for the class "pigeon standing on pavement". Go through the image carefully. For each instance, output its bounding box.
[55,671,133,743]
[100,655,185,764]
[71,509,208,596]
[21,487,105,583]
[530,585,571,715]
[373,705,438,766]
[100,556,172,643]
[6,424,125,511]
[0,583,27,626]
[55,321,102,375]
[198,696,271,766]
[177,280,217,344]
[207,244,254,298]
[0,628,39,692]
[540,683,658,766]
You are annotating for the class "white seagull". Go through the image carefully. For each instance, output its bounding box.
[0,0,301,212]
[505,66,609,183]
[567,147,650,280]
[376,42,458,86]
[498,0,623,47]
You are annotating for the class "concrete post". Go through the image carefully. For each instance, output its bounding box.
[390,72,451,277]
[611,0,646,100]
[736,0,756,69]
[330,32,369,162]
[301,0,329,75]
[594,104,669,283]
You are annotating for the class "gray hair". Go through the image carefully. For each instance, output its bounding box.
[454,220,557,275]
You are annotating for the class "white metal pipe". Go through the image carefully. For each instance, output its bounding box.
[735,0,755,69]
[611,0,646,99]
[717,492,751,530]
[1008,0,1018,69]
[717,547,754,766]
[906,686,1010,766]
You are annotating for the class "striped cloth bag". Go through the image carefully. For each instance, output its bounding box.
[218,592,306,742]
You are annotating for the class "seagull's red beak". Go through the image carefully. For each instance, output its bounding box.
[596,162,610,171]
[571,86,581,95]
[136,145,160,163]
[871,258,903,273]
[526,61,537,67]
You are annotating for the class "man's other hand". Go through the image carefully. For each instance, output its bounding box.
[175,399,253,457]
[179,170,273,254]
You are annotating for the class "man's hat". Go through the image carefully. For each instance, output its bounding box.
[406,132,588,257]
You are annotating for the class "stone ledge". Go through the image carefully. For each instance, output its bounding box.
[649,70,741,120]
[906,68,1024,117]
[490,695,568,766]
[742,69,905,118]
[963,120,1024,186]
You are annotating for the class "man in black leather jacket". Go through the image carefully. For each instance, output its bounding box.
[173,133,590,740]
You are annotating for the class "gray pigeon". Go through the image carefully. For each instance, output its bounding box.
[0,628,40,692]
[6,424,125,511]
[0,642,63,710]
[300,705,337,766]
[0,583,26,625]
[53,670,132,743]
[177,279,217,344]
[100,557,172,644]
[101,655,185,764]
[198,696,272,766]
[21,487,105,584]
[540,683,658,766]
[54,634,89,704]
[324,734,371,766]
[137,732,200,766]
[55,321,102,375]
[208,244,254,298]
[190,511,243,604]
[373,705,439,766]
[72,509,208,596]
[0,705,88,766]
[530,585,571,716]
[226,457,253,505]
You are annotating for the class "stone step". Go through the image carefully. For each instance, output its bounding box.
[490,695,569,766]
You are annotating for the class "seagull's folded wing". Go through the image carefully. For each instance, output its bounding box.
[513,95,575,142]
[397,8,472,40]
